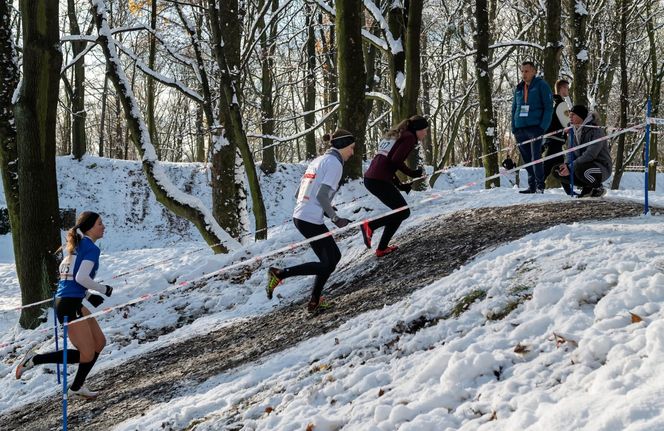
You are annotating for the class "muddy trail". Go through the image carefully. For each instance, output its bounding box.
[2,200,655,431]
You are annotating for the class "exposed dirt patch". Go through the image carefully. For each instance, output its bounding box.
[2,199,655,430]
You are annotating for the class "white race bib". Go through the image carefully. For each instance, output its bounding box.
[377,138,396,157]
[296,172,317,203]
[59,254,77,281]
[519,105,530,117]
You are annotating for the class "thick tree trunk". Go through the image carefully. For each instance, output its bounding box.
[569,0,589,105]
[336,0,367,180]
[15,0,63,328]
[543,0,562,88]
[92,0,239,254]
[208,0,267,240]
[474,0,499,188]
[67,0,87,160]
[0,1,21,284]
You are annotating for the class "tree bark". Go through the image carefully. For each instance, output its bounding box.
[67,0,87,160]
[336,0,367,180]
[474,0,499,188]
[208,0,267,240]
[147,0,160,159]
[303,2,317,160]
[259,0,278,173]
[610,0,628,189]
[15,0,63,328]
[543,0,562,88]
[646,0,660,191]
[569,0,589,105]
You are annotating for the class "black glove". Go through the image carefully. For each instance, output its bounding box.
[332,216,351,228]
[87,294,104,308]
[412,166,425,178]
[502,157,515,170]
[396,182,412,194]
[104,285,113,297]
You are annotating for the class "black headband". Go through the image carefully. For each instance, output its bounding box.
[409,117,429,132]
[331,134,355,149]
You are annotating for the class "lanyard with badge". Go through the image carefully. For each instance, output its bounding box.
[520,83,530,117]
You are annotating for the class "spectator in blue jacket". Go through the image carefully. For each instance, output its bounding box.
[511,61,554,193]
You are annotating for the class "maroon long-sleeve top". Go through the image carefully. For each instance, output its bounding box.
[364,130,419,181]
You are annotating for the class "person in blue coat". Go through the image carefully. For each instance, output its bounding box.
[511,61,554,193]
[15,211,113,400]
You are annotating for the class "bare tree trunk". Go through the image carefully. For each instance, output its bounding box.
[259,0,278,173]
[147,0,160,159]
[336,0,367,179]
[543,0,562,88]
[99,74,108,157]
[67,0,87,159]
[0,0,22,286]
[303,2,317,160]
[474,0,500,188]
[569,0,589,105]
[319,13,337,133]
[208,0,267,240]
[611,0,628,189]
[647,0,661,191]
[15,0,63,328]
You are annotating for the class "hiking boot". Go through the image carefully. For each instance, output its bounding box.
[360,220,373,249]
[266,267,283,300]
[590,186,607,198]
[307,297,334,314]
[68,386,98,400]
[15,348,36,379]
[375,245,398,257]
[518,188,536,194]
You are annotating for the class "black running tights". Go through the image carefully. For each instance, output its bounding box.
[364,177,410,250]
[282,218,341,302]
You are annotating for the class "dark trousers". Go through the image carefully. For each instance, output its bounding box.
[515,126,545,190]
[364,177,410,250]
[552,160,604,194]
[542,138,565,181]
[282,218,341,302]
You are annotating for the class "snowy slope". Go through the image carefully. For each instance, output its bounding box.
[0,156,663,430]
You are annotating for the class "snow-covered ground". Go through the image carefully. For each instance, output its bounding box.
[1,156,663,430]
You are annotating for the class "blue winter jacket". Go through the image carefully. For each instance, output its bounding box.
[511,76,554,133]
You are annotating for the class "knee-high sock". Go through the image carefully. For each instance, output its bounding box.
[70,352,99,391]
[33,350,80,365]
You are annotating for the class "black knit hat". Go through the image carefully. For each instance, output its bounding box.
[409,117,430,132]
[570,105,589,120]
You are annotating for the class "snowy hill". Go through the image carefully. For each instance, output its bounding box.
[1,156,663,430]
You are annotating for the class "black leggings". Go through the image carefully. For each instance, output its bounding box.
[281,218,341,302]
[364,177,410,250]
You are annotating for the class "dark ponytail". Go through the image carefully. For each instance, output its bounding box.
[64,211,99,254]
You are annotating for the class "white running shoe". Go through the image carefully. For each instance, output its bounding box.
[15,348,36,379]
[68,386,98,400]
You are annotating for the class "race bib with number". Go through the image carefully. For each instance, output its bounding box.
[519,105,530,117]
[59,254,77,281]
[377,138,396,157]
[296,172,317,203]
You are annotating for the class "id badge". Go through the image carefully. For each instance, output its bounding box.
[519,105,530,117]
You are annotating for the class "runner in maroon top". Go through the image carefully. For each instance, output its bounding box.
[361,115,429,257]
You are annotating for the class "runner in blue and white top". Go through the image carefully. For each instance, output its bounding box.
[267,129,356,314]
[15,211,113,400]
